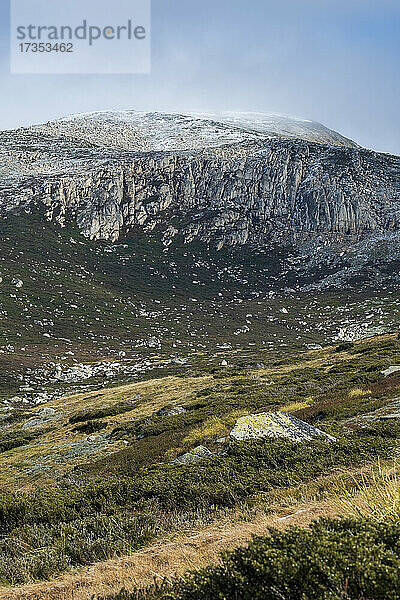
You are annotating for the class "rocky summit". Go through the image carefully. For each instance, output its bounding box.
[0,110,399,257]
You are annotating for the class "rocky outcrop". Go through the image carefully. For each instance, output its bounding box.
[156,405,186,417]
[381,366,400,377]
[171,445,212,465]
[0,112,399,251]
[230,412,335,442]
[344,398,400,427]
[22,407,60,429]
[11,278,23,288]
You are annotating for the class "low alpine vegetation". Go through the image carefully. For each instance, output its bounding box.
[0,421,398,584]
[102,516,400,600]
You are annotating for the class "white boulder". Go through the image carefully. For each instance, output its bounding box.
[230,411,335,443]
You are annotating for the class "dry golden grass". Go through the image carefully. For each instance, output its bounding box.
[0,374,215,491]
[280,398,313,412]
[0,500,340,600]
[348,388,372,398]
[183,417,226,445]
[182,410,247,446]
[2,459,395,600]
[332,460,400,522]
[44,374,214,417]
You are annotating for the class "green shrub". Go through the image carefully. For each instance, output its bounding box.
[72,420,108,434]
[0,512,159,584]
[0,410,31,425]
[0,429,44,453]
[111,412,203,441]
[359,420,400,439]
[69,400,138,424]
[103,517,400,600]
[334,342,354,352]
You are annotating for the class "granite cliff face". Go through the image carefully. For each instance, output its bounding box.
[0,111,399,251]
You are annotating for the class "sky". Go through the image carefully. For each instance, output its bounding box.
[0,0,399,154]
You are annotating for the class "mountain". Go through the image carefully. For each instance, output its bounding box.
[0,111,398,254]
[0,111,399,405]
[1,112,400,599]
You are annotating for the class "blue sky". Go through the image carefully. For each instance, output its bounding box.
[1,0,399,154]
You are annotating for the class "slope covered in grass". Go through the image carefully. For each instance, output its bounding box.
[0,335,400,586]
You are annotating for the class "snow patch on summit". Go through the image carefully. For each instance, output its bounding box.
[26,110,358,153]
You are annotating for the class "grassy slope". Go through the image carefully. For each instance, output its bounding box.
[1,460,398,600]
[105,517,400,600]
[0,334,400,589]
[0,497,353,600]
[0,212,399,403]
[1,334,400,491]
[1,214,400,595]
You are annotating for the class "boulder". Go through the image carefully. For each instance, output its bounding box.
[22,408,59,429]
[171,358,187,365]
[51,364,94,383]
[11,278,23,288]
[230,411,335,442]
[36,407,56,416]
[146,337,161,349]
[381,366,400,377]
[156,405,186,417]
[337,325,386,342]
[344,398,400,427]
[171,445,212,465]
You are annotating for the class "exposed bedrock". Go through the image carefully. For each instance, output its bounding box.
[2,138,400,248]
